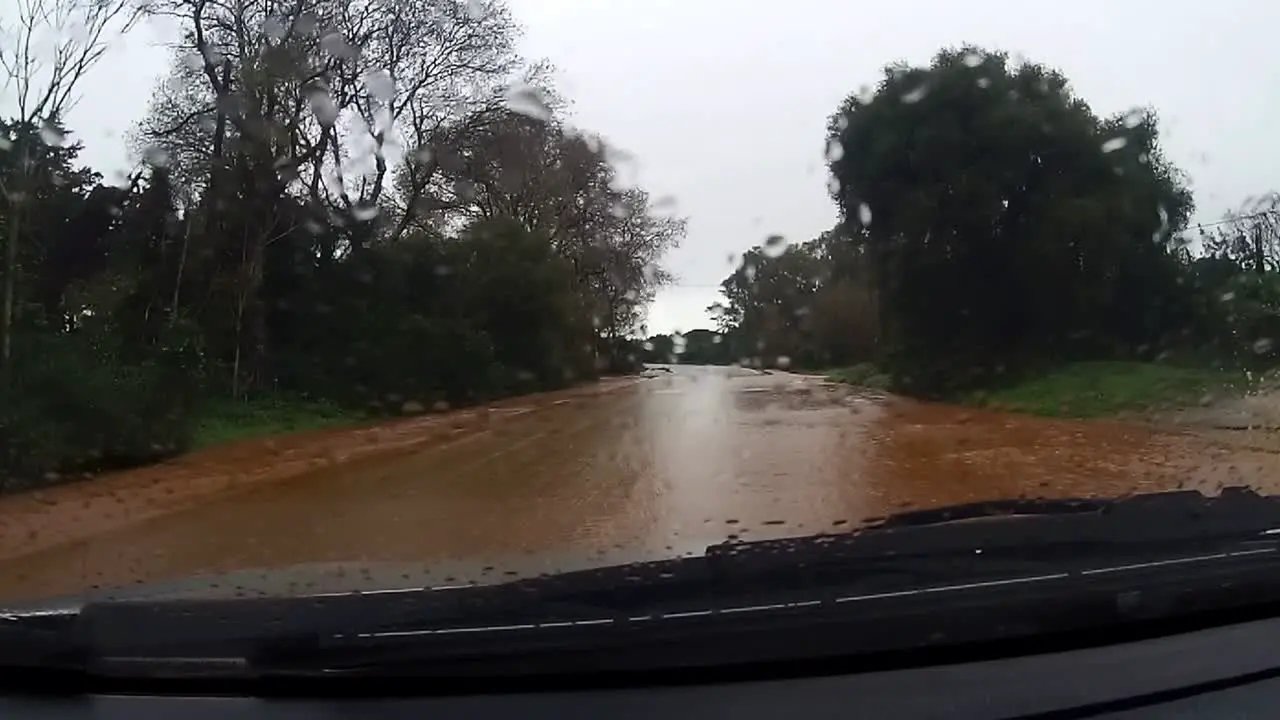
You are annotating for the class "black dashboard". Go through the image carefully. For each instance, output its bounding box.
[5,612,1280,719]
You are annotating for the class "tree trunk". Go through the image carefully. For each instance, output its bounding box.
[1,202,21,378]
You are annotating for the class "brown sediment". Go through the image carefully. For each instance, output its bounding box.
[0,368,1273,604]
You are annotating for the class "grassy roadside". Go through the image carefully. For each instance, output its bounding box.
[192,398,364,449]
[971,362,1255,419]
[824,360,1257,420]
[824,362,893,390]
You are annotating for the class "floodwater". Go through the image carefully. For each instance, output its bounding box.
[1,365,1278,605]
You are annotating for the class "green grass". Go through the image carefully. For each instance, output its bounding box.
[825,362,893,390]
[192,397,365,449]
[972,361,1254,419]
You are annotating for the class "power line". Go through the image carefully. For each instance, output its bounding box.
[1187,209,1278,233]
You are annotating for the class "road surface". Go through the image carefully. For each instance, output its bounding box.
[1,365,1278,605]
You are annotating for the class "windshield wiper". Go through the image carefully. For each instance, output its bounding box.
[0,611,83,674]
[18,488,1280,681]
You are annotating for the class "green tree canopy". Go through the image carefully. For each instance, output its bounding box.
[826,46,1195,395]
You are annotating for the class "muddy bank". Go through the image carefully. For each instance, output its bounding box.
[0,378,641,564]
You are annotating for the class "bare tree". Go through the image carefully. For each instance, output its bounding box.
[1204,193,1280,274]
[135,0,545,391]
[0,0,140,372]
[0,0,141,122]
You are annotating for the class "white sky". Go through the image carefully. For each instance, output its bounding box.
[8,0,1280,334]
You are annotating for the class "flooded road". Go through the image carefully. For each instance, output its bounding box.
[1,364,1278,605]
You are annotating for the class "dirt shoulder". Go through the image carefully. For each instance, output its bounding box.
[1139,372,1280,458]
[0,377,643,563]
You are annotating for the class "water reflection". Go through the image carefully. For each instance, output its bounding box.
[0,366,1275,603]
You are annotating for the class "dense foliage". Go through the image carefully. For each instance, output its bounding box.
[699,47,1280,397]
[0,0,684,489]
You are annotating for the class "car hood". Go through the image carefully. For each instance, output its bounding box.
[0,549,654,614]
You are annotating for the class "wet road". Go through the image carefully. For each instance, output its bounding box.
[1,365,1279,605]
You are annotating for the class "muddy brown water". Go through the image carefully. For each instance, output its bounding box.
[1,365,1278,605]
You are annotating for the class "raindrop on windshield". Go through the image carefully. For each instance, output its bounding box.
[505,84,553,122]
[902,84,929,104]
[320,31,360,60]
[363,69,396,102]
[858,202,873,227]
[1122,108,1146,128]
[306,87,339,127]
[1101,136,1128,153]
[143,144,170,167]
[39,121,66,146]
[825,138,844,162]
[763,234,789,258]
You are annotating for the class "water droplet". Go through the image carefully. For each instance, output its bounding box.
[320,32,359,60]
[1153,205,1169,243]
[1254,338,1274,355]
[505,84,552,122]
[962,51,984,68]
[353,203,379,221]
[1122,108,1145,128]
[824,138,844,162]
[976,77,992,89]
[263,15,288,41]
[902,84,928,104]
[39,121,65,146]
[143,144,169,167]
[857,202,873,227]
[306,88,339,127]
[1101,137,1127,153]
[763,234,788,258]
[363,69,395,102]
[465,0,486,19]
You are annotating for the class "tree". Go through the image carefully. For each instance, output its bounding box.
[0,0,139,373]
[826,46,1195,395]
[1203,193,1280,275]
[133,0,546,393]
[0,0,686,488]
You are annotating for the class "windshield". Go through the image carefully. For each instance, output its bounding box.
[0,0,1276,644]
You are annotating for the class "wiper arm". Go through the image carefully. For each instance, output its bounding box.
[243,491,1280,668]
[860,486,1280,535]
[0,611,83,672]
[57,488,1280,679]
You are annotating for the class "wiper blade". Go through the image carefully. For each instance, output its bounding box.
[860,486,1280,534]
[703,487,1280,572]
[0,611,83,671]
[58,488,1280,679]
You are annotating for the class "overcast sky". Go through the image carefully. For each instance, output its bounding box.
[16,0,1280,333]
